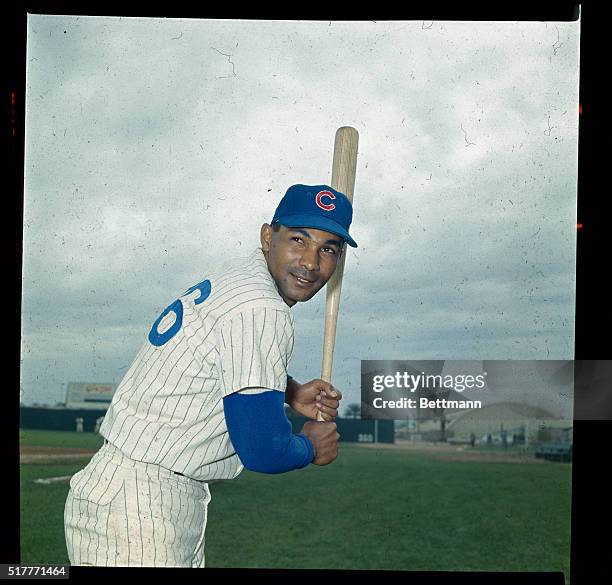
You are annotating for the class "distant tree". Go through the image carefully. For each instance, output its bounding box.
[344,403,361,419]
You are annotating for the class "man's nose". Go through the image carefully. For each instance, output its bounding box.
[300,246,319,271]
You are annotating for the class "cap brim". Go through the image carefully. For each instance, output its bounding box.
[275,213,358,247]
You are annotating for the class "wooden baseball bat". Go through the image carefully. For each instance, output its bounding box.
[318,126,359,421]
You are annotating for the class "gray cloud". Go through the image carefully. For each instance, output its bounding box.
[21,17,580,408]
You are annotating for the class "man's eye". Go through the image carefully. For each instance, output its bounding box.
[322,247,336,255]
[291,237,303,243]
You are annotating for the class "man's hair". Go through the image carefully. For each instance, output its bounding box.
[271,222,345,251]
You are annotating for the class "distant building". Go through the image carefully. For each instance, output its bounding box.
[65,382,117,410]
[446,401,572,444]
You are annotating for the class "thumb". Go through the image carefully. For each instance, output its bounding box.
[320,383,340,399]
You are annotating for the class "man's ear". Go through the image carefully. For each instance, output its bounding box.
[260,223,272,253]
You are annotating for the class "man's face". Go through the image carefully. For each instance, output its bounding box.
[261,223,343,307]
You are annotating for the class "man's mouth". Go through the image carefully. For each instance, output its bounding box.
[291,272,316,287]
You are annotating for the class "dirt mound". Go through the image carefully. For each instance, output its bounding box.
[20,445,97,464]
[21,446,98,455]
[353,440,552,464]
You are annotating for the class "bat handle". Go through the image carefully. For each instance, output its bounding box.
[318,252,346,423]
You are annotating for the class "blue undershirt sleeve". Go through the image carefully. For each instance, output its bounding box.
[223,390,314,474]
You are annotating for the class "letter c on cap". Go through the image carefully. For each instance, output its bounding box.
[315,190,336,211]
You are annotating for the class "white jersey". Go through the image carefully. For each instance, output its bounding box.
[100,247,295,481]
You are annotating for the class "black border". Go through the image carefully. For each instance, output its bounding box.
[9,3,606,583]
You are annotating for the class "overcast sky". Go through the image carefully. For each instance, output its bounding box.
[21,16,580,410]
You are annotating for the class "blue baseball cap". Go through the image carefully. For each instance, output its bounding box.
[271,184,358,248]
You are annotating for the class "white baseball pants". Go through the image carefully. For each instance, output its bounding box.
[64,441,211,567]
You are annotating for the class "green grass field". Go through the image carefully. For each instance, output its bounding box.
[20,430,571,579]
[19,429,105,450]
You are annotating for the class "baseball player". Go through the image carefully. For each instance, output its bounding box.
[64,184,357,567]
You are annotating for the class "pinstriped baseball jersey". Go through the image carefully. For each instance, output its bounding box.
[99,247,295,481]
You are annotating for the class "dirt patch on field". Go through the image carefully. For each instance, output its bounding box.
[20,445,97,464]
[355,440,460,452]
[428,452,547,464]
[353,440,551,464]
